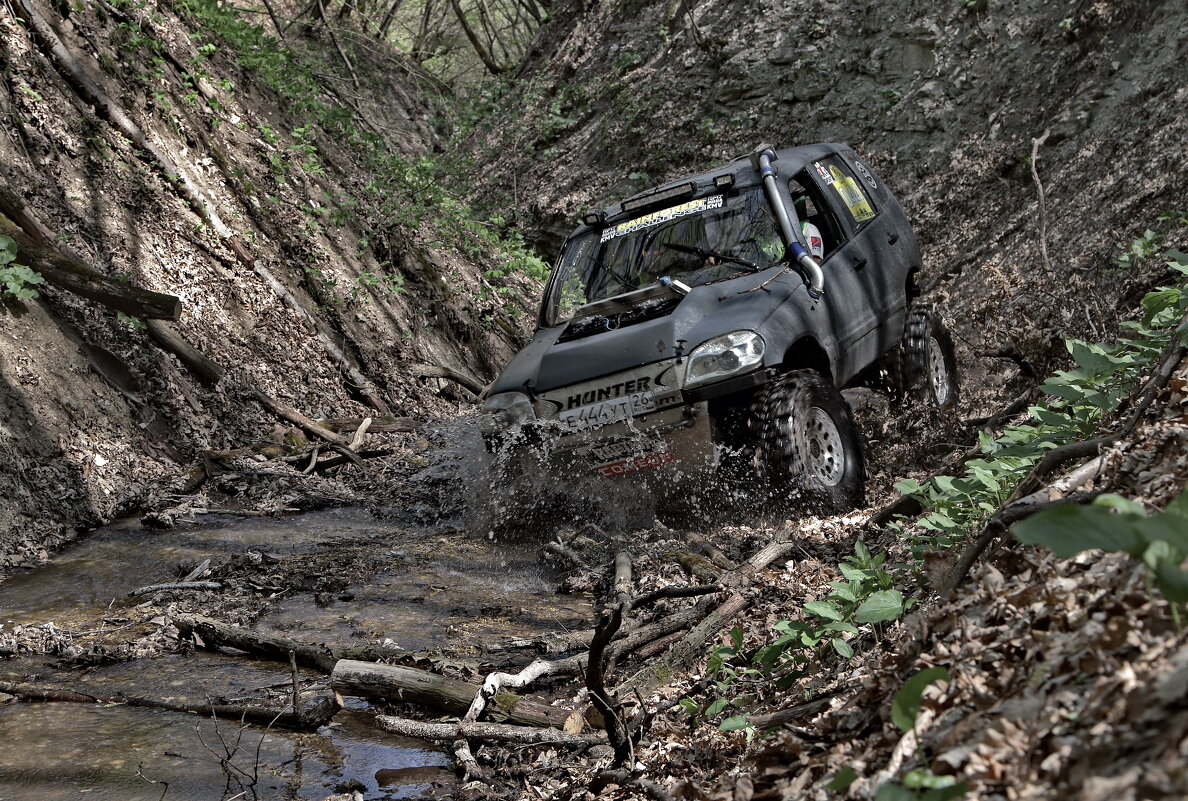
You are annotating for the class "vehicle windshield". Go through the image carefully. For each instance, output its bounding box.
[545,187,784,325]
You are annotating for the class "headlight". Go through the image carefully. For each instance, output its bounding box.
[684,331,765,389]
[479,392,537,435]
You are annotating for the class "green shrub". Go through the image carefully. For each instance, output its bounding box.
[0,236,44,300]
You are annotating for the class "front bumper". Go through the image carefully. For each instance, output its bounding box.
[485,358,771,482]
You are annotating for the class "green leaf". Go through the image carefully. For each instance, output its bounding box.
[923,785,968,801]
[829,580,859,601]
[832,637,854,658]
[904,769,960,790]
[838,565,867,584]
[705,697,729,716]
[1093,493,1148,516]
[804,600,843,621]
[1154,560,1188,604]
[1141,539,1179,571]
[1030,406,1073,427]
[1011,503,1143,558]
[1067,339,1116,372]
[678,697,699,717]
[1135,516,1188,553]
[1040,378,1088,402]
[821,621,860,634]
[718,714,751,732]
[854,589,905,623]
[1162,488,1188,525]
[730,625,744,649]
[874,784,917,801]
[894,478,922,495]
[891,667,949,732]
[826,766,858,791]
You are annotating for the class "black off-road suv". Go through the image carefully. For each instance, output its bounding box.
[480,143,957,512]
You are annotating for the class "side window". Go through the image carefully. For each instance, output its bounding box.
[810,157,878,231]
[789,176,845,261]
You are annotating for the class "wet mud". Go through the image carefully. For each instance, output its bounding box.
[0,505,594,800]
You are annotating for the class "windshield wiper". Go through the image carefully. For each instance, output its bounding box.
[594,259,638,291]
[661,242,760,272]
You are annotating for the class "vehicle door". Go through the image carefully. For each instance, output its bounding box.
[801,156,885,382]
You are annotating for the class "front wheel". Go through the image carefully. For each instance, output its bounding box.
[755,370,866,514]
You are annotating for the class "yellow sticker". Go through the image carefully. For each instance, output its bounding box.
[829,165,875,222]
[600,195,725,243]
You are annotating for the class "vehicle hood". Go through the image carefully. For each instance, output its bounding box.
[488,270,813,396]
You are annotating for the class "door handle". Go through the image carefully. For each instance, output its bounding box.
[853,257,868,270]
[887,232,900,245]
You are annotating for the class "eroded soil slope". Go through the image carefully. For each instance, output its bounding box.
[0,0,534,568]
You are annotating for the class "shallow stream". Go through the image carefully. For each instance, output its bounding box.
[0,508,591,800]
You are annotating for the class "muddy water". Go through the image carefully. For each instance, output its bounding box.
[0,508,590,800]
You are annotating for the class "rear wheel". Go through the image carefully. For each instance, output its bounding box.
[896,303,959,410]
[755,370,865,513]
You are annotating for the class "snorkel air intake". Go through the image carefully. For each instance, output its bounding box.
[751,144,825,299]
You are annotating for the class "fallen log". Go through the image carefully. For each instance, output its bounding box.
[128,581,220,597]
[0,187,231,389]
[409,363,486,397]
[616,532,800,697]
[0,680,338,731]
[171,612,443,674]
[749,689,848,730]
[376,715,605,746]
[145,320,225,385]
[330,659,570,728]
[250,390,350,448]
[172,612,338,673]
[0,211,181,320]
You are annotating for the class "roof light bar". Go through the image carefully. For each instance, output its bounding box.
[620,182,696,214]
[713,173,735,188]
[582,210,606,227]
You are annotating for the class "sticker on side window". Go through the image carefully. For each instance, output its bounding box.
[855,160,878,190]
[828,165,876,222]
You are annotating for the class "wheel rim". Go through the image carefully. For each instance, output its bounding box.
[927,336,950,407]
[802,407,845,487]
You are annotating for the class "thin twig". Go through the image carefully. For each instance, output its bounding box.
[1030,128,1053,275]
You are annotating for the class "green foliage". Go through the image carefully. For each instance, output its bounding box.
[698,244,1188,744]
[174,0,551,304]
[116,311,147,330]
[826,766,859,791]
[893,252,1188,553]
[876,771,967,801]
[891,667,949,732]
[0,236,45,300]
[1012,489,1188,604]
[698,542,916,729]
[833,672,966,798]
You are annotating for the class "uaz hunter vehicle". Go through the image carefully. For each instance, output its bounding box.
[479,143,957,513]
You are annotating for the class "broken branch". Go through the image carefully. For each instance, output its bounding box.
[375,716,605,746]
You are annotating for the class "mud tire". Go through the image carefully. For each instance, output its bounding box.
[755,370,865,513]
[896,303,959,410]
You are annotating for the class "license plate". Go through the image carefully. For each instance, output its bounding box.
[557,391,656,431]
[596,450,674,477]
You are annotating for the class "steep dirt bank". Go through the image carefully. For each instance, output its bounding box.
[464,0,1188,364]
[0,0,535,570]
